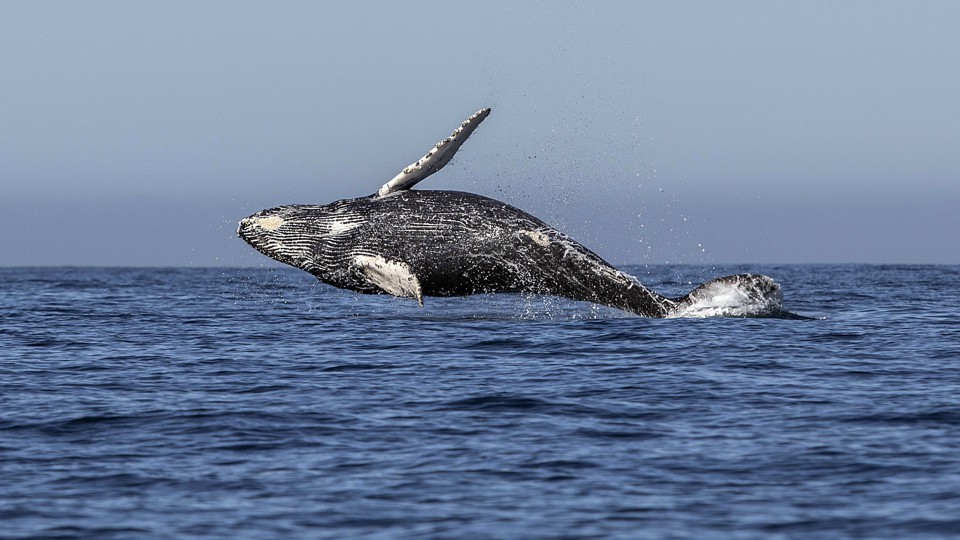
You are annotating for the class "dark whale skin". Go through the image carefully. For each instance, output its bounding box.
[239,189,678,317]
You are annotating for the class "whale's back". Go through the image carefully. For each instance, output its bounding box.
[314,190,674,316]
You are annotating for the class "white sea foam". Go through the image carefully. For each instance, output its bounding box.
[668,275,784,318]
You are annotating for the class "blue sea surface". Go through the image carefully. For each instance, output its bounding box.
[1,265,959,539]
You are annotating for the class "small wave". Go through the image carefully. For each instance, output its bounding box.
[521,458,601,471]
[321,363,395,372]
[436,394,604,417]
[842,409,960,426]
[575,428,664,440]
[440,395,556,412]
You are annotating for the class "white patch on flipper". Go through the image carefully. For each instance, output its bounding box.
[354,255,424,306]
[520,229,551,247]
[254,215,285,231]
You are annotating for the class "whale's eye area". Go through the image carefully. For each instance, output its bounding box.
[252,215,285,231]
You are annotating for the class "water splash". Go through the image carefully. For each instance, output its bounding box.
[668,274,788,318]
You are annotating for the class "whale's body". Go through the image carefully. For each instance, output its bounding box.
[238,108,786,318]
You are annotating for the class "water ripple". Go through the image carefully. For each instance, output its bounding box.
[0,265,958,538]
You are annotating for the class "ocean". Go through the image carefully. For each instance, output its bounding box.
[2,264,959,539]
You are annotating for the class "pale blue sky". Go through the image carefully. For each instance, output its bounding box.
[2,1,958,266]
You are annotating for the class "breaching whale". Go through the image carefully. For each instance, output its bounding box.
[238,108,786,318]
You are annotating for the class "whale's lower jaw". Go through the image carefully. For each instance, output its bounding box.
[666,274,784,318]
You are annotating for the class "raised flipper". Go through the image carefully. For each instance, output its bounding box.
[375,108,491,198]
[353,255,424,306]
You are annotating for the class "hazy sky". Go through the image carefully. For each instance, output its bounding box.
[2,1,958,266]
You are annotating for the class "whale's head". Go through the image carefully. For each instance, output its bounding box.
[238,203,364,272]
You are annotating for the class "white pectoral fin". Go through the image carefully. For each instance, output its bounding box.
[376,108,491,198]
[354,255,424,306]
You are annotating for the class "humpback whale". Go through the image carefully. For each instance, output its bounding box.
[238,108,786,318]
